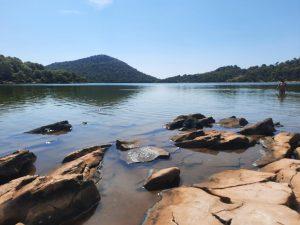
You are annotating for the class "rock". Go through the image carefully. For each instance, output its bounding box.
[26,120,72,135]
[126,146,170,164]
[144,167,180,191]
[261,158,300,209]
[0,174,100,225]
[254,132,300,167]
[62,144,111,163]
[295,147,300,159]
[166,113,214,130]
[0,150,36,184]
[175,130,252,150]
[142,186,241,225]
[239,118,275,135]
[116,140,139,151]
[207,181,293,206]
[218,116,248,128]
[170,130,204,142]
[215,202,300,225]
[0,144,109,225]
[53,147,107,183]
[194,169,275,189]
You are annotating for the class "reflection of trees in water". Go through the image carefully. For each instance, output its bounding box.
[0,85,142,112]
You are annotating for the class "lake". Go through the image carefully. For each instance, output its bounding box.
[1,83,300,225]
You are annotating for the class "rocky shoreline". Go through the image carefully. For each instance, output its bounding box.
[0,114,300,225]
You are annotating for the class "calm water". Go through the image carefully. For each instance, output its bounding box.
[1,83,300,225]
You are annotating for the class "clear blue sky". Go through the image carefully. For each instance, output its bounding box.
[1,0,300,78]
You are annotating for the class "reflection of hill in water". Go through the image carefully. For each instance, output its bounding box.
[0,85,142,111]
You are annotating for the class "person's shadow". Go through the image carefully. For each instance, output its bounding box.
[278,93,286,102]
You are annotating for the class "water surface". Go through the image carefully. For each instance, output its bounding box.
[0,83,300,225]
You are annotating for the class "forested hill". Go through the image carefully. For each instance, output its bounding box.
[47,55,158,83]
[0,55,86,84]
[162,58,300,83]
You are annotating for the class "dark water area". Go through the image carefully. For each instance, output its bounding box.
[0,83,300,225]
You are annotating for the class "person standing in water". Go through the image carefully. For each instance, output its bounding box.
[278,79,287,96]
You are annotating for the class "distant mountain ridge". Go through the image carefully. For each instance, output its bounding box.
[162,58,300,82]
[47,55,158,83]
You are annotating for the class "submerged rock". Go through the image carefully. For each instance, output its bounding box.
[116,140,139,151]
[175,130,252,150]
[0,150,36,184]
[166,113,214,130]
[126,146,170,164]
[144,167,180,191]
[218,116,248,128]
[255,132,300,167]
[239,118,275,135]
[26,120,72,135]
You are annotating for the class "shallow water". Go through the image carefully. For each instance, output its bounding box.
[0,83,300,225]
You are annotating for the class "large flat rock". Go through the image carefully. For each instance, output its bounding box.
[142,187,240,225]
[194,169,275,189]
[215,202,300,225]
[0,150,36,184]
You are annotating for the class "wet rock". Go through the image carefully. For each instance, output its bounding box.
[26,120,72,135]
[194,169,275,189]
[116,140,139,151]
[144,167,180,191]
[166,113,214,130]
[239,118,276,135]
[126,146,170,164]
[218,116,248,128]
[0,174,100,225]
[0,150,36,184]
[170,130,204,142]
[254,132,300,167]
[175,130,252,150]
[215,202,300,225]
[62,144,111,163]
[142,186,241,225]
[53,146,107,183]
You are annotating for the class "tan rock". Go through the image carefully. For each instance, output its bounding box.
[194,169,275,189]
[0,174,99,225]
[295,147,300,159]
[170,130,204,142]
[261,158,300,174]
[208,181,293,205]
[62,144,111,163]
[255,132,300,167]
[0,150,36,184]
[215,202,300,225]
[144,167,180,191]
[142,187,241,225]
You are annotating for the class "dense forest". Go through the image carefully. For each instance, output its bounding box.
[162,58,300,82]
[47,55,158,83]
[0,55,86,84]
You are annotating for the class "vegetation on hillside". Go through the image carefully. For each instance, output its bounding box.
[47,55,158,83]
[162,58,300,82]
[0,55,86,84]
